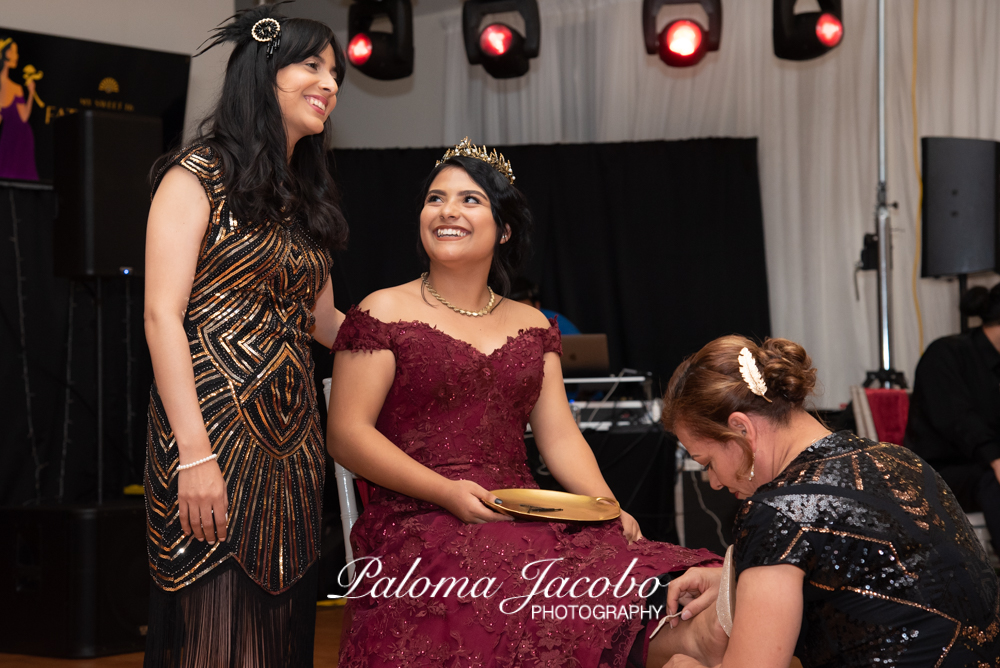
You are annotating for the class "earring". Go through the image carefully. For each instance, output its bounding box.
[748,451,755,482]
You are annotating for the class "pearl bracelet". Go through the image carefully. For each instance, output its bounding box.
[177,453,218,471]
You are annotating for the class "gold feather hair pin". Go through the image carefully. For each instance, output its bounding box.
[738,347,772,402]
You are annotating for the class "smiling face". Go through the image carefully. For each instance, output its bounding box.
[275,43,338,149]
[419,166,506,267]
[675,423,756,499]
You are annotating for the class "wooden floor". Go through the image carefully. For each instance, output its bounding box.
[0,606,345,668]
[0,607,802,668]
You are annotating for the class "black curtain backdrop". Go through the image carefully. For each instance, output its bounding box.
[330,138,771,390]
[0,185,152,507]
[0,138,769,512]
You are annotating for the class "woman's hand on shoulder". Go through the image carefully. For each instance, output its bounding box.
[437,479,514,524]
[310,277,341,348]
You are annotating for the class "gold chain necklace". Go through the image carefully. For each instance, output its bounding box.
[421,272,496,317]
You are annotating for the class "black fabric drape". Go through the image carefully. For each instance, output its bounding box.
[0,185,151,506]
[1,138,770,512]
[330,138,771,389]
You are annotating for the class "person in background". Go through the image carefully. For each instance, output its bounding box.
[904,282,1000,556]
[509,275,582,334]
[660,334,999,667]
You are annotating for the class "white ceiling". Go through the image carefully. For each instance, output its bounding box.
[235,0,460,33]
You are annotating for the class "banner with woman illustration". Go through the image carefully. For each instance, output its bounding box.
[0,27,189,182]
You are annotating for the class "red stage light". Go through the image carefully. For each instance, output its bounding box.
[479,24,514,57]
[815,13,843,48]
[347,33,373,66]
[665,20,703,58]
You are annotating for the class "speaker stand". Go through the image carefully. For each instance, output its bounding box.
[958,273,970,334]
[95,276,104,505]
[864,368,907,389]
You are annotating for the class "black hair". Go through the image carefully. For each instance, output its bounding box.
[415,155,531,296]
[508,276,540,303]
[153,4,348,250]
[960,283,1000,326]
[1,39,16,64]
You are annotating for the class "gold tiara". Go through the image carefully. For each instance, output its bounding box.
[437,137,515,184]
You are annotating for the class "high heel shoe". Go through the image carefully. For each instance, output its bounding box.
[716,544,736,636]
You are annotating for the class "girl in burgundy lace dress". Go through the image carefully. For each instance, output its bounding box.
[327,140,726,667]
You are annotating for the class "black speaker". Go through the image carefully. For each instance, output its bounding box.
[0,502,149,657]
[525,425,678,543]
[53,110,163,278]
[921,137,1000,277]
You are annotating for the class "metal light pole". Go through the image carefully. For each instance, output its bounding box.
[866,0,906,389]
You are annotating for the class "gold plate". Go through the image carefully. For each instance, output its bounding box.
[482,488,621,522]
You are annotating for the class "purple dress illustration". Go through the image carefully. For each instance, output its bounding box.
[0,94,39,181]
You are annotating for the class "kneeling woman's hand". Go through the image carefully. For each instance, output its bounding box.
[439,479,515,524]
[666,565,723,629]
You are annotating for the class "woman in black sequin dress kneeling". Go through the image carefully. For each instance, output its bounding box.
[657,335,999,668]
[142,5,348,666]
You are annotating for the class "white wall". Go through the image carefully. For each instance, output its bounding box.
[329,10,453,149]
[1,0,234,142]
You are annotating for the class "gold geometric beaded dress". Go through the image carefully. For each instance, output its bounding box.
[144,144,330,597]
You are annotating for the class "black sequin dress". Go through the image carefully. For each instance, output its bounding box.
[142,145,331,667]
[734,431,1000,667]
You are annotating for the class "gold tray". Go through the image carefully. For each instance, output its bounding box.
[482,489,621,522]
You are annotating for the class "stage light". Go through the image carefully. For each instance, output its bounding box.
[347,33,373,66]
[815,13,843,48]
[480,24,514,57]
[463,0,540,79]
[643,0,722,68]
[347,0,413,80]
[773,0,844,61]
[663,20,703,58]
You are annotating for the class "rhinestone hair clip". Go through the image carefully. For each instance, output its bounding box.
[251,17,281,58]
[437,137,515,185]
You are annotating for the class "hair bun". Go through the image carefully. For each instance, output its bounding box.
[754,338,817,405]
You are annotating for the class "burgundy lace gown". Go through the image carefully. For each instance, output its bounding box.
[333,307,719,667]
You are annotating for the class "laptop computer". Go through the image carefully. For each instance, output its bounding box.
[560,334,610,377]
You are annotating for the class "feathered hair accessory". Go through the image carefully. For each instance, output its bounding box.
[738,347,771,402]
[195,4,287,59]
[438,137,515,184]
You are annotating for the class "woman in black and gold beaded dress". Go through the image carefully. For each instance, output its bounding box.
[142,7,348,666]
[658,336,1000,667]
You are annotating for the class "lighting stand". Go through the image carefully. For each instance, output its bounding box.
[865,0,906,389]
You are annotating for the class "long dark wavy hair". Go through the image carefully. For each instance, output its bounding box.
[416,155,532,297]
[154,4,348,250]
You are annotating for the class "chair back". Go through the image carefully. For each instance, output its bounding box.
[323,378,360,581]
